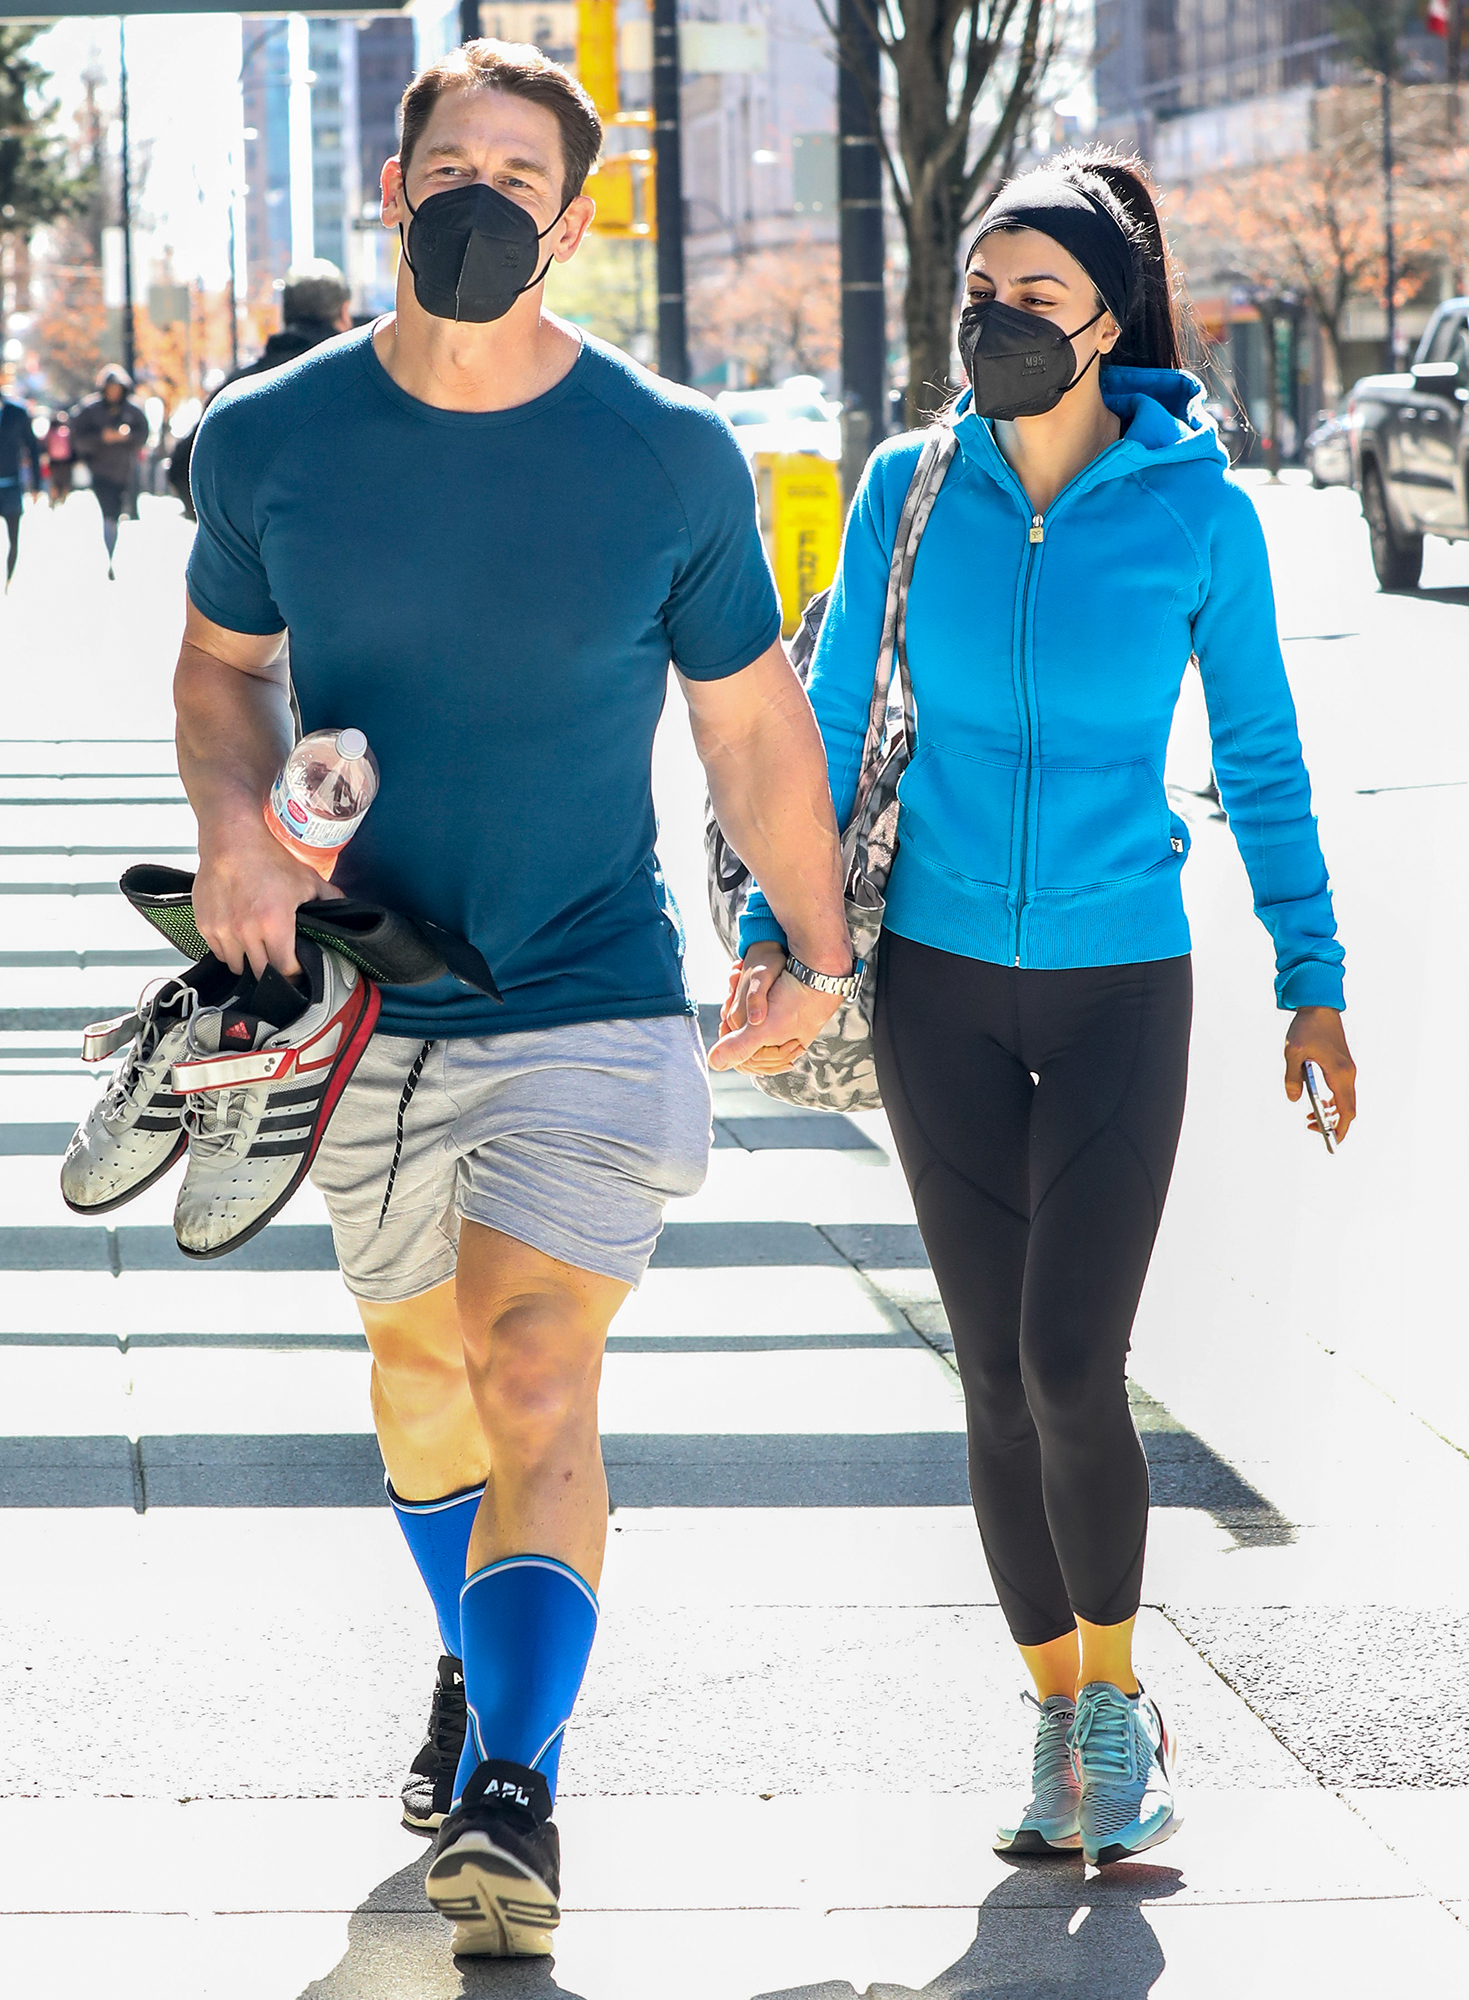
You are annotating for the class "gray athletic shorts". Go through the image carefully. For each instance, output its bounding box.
[310,1015,712,1302]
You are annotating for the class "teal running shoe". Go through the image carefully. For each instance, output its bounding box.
[993,1693,1082,1854]
[1071,1680,1181,1866]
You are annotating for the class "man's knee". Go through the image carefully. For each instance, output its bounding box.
[465,1291,604,1464]
[359,1286,470,1436]
[370,1351,472,1445]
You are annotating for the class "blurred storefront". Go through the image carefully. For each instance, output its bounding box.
[1094,1,1466,456]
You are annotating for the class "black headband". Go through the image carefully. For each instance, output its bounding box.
[969,175,1136,327]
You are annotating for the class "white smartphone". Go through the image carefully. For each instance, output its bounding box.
[1302,1060,1338,1156]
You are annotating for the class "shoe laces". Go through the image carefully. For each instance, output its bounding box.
[101,976,198,1121]
[179,1006,267,1160]
[1023,1692,1079,1801]
[427,1666,466,1764]
[1071,1686,1141,1786]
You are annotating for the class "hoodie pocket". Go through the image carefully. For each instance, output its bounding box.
[1033,761,1173,890]
[896,743,1018,889]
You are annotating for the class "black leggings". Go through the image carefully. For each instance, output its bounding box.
[2,510,16,583]
[875,931,1192,1645]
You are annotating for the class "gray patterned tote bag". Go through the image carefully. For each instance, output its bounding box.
[705,425,957,1112]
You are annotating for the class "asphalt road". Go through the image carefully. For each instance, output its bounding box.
[0,478,1465,1995]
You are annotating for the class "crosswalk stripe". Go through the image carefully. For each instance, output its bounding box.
[0,950,185,968]
[0,1431,973,1510]
[0,1221,921,1273]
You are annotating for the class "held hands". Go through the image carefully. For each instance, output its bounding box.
[193,807,342,980]
[1284,1006,1356,1144]
[708,941,845,1074]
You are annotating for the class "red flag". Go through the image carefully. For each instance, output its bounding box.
[1427,0,1448,35]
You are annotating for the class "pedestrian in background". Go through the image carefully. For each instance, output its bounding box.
[0,388,43,593]
[70,364,147,579]
[722,149,1356,1870]
[167,259,352,515]
[42,408,73,504]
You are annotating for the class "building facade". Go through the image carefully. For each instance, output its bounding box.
[241,15,417,334]
[676,0,839,387]
[241,20,293,318]
[1095,0,1459,448]
[344,17,418,313]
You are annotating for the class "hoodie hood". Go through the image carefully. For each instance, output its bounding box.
[953,365,1227,484]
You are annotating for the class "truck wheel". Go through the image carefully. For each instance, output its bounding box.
[1362,463,1423,591]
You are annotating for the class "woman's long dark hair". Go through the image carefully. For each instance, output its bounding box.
[973,146,1198,374]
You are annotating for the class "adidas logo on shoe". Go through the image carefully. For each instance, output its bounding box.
[170,938,379,1260]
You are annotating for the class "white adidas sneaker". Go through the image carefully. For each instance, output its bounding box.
[61,960,241,1214]
[171,938,379,1259]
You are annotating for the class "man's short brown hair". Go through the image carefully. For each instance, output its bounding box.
[398,39,603,207]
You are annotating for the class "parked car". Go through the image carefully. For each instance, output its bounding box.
[714,377,843,462]
[1347,296,1469,589]
[1303,409,1353,488]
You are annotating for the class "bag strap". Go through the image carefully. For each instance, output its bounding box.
[848,427,958,830]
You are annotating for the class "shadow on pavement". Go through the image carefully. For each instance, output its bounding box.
[298,1849,1183,1999]
[754,1856,1184,2000]
[296,1846,588,2000]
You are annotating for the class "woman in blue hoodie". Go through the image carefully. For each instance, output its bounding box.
[724,154,1355,1865]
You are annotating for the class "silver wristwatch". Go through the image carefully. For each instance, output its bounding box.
[783,952,866,1001]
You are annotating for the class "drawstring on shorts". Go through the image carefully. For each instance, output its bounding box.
[378,1039,433,1229]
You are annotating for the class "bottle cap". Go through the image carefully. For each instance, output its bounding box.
[336,728,368,760]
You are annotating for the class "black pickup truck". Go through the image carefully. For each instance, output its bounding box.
[1347,297,1469,589]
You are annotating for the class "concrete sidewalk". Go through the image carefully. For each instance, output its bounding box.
[1,495,1467,1994]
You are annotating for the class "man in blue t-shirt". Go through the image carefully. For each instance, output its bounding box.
[175,38,855,1961]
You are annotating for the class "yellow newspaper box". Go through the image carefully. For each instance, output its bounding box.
[755,453,843,637]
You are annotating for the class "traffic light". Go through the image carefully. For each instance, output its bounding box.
[576,0,655,238]
[577,0,619,119]
[584,150,655,238]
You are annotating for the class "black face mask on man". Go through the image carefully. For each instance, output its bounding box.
[398,176,570,324]
[957,297,1107,422]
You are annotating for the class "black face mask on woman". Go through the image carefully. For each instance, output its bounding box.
[957,297,1106,421]
[398,177,570,323]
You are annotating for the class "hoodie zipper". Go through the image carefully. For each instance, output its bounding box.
[989,443,1123,967]
[1013,513,1045,963]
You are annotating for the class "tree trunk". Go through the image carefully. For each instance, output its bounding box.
[1318,312,1345,405]
[1258,303,1281,479]
[877,0,1050,428]
[903,199,964,424]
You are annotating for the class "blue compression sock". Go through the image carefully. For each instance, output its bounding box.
[387,1478,484,1657]
[454,1555,600,1807]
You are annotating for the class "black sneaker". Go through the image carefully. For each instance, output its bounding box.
[425,1758,561,1959]
[401,1654,467,1833]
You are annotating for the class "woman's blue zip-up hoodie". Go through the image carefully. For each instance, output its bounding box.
[741,367,1345,1012]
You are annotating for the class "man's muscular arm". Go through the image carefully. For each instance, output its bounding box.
[174,593,341,978]
[680,639,851,1071]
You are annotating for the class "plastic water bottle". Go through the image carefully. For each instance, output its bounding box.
[264,727,379,880]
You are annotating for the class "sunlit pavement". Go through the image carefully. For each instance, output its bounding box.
[0,481,1466,1995]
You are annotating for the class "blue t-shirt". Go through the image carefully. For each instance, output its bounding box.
[187,326,780,1037]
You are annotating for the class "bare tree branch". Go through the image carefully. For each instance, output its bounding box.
[811,0,913,224]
